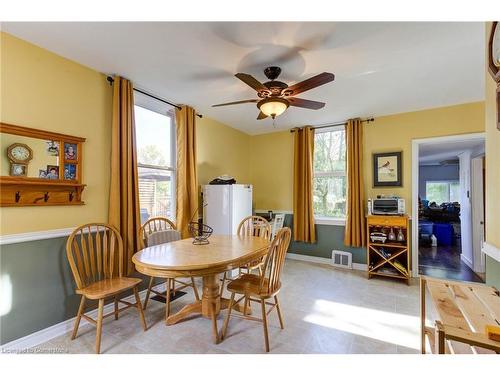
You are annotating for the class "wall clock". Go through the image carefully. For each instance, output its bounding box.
[488,21,500,130]
[7,143,33,177]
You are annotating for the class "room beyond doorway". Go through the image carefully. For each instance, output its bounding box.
[411,133,486,283]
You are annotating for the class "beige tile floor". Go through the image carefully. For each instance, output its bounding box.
[35,259,431,354]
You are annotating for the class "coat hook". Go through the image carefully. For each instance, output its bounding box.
[44,192,49,202]
[69,191,74,202]
[15,191,21,203]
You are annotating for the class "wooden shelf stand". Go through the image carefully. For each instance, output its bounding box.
[366,214,410,284]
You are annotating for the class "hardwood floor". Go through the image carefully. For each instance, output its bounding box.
[418,243,483,283]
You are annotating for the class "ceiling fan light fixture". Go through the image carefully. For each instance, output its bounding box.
[257,98,289,118]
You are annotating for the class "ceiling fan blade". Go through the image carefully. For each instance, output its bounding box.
[284,72,335,96]
[288,97,325,110]
[235,73,269,93]
[257,111,268,120]
[212,99,259,107]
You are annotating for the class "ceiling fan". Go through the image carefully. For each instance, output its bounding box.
[212,66,335,120]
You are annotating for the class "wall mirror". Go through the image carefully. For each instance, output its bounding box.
[0,134,63,179]
[0,122,86,206]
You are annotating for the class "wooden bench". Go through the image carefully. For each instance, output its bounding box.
[420,275,500,354]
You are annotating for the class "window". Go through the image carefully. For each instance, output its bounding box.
[426,181,460,204]
[313,127,347,220]
[134,104,175,224]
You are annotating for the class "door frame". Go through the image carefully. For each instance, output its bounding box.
[411,132,485,278]
[471,155,486,274]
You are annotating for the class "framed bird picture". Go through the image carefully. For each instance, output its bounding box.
[373,151,402,187]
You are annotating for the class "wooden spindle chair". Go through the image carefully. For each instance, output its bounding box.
[220,216,271,296]
[139,217,200,319]
[66,223,147,354]
[221,227,291,352]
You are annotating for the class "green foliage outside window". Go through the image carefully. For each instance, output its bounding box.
[313,129,347,218]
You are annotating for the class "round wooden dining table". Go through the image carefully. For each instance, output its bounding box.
[132,234,270,343]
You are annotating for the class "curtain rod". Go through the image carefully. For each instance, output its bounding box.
[289,117,374,132]
[106,76,203,118]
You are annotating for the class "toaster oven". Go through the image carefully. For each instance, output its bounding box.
[371,198,405,215]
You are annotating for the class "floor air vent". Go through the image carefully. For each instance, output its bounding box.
[331,250,352,269]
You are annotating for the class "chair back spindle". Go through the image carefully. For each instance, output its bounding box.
[271,213,285,238]
[260,227,291,295]
[139,217,177,248]
[237,215,271,240]
[66,223,124,290]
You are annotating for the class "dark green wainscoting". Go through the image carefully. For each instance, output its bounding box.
[0,216,367,345]
[486,255,500,289]
[0,236,149,345]
[283,214,367,264]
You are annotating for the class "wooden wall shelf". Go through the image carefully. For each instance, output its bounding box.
[0,122,86,207]
[0,177,85,206]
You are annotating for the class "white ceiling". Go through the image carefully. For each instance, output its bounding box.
[419,138,485,165]
[2,22,485,135]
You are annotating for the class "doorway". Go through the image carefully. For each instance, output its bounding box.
[411,133,485,282]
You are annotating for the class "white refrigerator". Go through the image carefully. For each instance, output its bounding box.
[203,184,252,235]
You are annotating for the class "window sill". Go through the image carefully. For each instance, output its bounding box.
[314,217,346,226]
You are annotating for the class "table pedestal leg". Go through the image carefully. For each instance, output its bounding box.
[165,301,202,325]
[165,272,250,343]
[201,274,221,318]
[202,274,221,343]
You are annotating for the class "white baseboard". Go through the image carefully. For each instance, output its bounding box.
[285,252,368,271]
[0,288,149,352]
[352,262,369,271]
[460,254,473,269]
[482,241,500,262]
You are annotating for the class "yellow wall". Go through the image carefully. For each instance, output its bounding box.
[364,102,484,213]
[0,30,490,243]
[0,32,252,235]
[196,116,251,186]
[249,102,485,213]
[0,32,112,235]
[0,33,251,235]
[249,131,293,210]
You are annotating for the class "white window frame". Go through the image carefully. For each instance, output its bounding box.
[134,104,176,222]
[313,125,347,226]
[425,179,459,204]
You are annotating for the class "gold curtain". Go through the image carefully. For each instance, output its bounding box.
[293,126,316,243]
[175,105,198,238]
[344,118,366,247]
[108,76,141,275]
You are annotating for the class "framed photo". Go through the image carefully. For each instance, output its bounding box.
[373,151,402,187]
[38,169,47,178]
[46,165,59,180]
[64,143,77,161]
[10,164,27,177]
[46,140,59,156]
[64,163,76,180]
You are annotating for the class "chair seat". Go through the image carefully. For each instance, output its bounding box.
[227,273,280,298]
[76,277,142,299]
